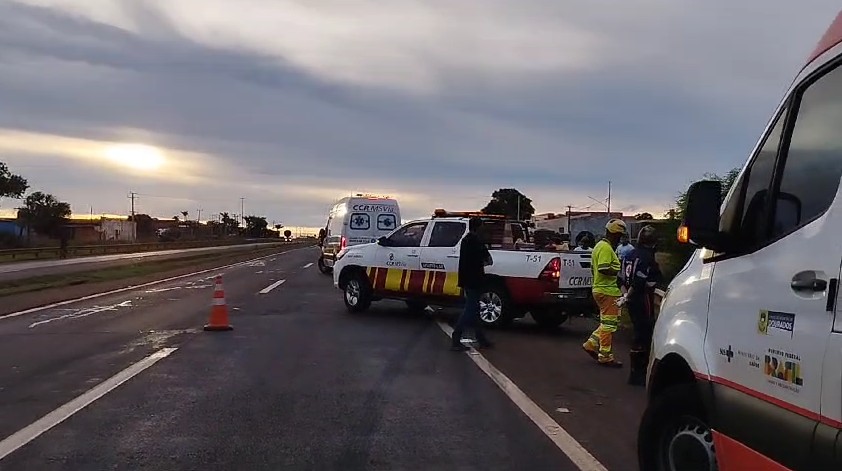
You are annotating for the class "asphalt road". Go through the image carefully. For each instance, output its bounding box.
[0,242,292,282]
[0,246,645,470]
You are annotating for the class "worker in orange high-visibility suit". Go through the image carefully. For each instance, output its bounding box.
[582,218,627,368]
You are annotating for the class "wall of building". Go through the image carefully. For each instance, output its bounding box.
[101,220,137,242]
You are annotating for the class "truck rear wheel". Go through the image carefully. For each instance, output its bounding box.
[478,284,513,328]
[531,309,568,329]
[638,382,717,471]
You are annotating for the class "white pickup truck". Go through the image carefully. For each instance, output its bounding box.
[332,213,594,328]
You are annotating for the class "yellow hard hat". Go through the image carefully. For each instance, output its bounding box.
[605,218,627,234]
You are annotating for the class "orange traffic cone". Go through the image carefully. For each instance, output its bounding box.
[204,275,233,331]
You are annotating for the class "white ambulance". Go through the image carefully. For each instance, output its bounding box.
[317,194,401,274]
[640,11,842,471]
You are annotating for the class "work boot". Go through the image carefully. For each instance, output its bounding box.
[627,350,648,386]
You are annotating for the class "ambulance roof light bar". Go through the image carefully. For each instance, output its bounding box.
[353,193,392,200]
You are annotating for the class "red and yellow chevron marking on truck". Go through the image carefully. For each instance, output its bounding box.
[366,267,462,297]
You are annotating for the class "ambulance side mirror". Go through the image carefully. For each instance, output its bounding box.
[377,236,389,247]
[680,180,725,251]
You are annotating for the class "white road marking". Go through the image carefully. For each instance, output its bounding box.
[0,246,311,322]
[259,279,286,294]
[144,287,182,294]
[302,262,314,269]
[436,321,608,471]
[0,347,177,461]
[28,300,133,329]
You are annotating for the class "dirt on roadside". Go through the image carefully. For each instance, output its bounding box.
[0,243,313,316]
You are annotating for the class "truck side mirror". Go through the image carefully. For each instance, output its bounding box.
[680,180,725,250]
[377,236,389,246]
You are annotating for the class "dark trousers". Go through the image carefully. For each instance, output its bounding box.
[627,298,654,351]
[452,288,489,346]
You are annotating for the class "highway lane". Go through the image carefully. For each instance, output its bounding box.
[0,246,311,442]
[0,241,294,281]
[0,246,589,470]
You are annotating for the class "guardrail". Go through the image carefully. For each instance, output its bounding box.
[0,239,295,262]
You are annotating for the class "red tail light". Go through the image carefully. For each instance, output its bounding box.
[539,257,561,282]
[340,236,347,249]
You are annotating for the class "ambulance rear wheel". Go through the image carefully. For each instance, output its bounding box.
[317,256,332,275]
[638,382,717,471]
[344,273,372,313]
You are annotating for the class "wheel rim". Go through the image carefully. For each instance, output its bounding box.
[346,279,361,306]
[479,292,503,323]
[663,416,717,471]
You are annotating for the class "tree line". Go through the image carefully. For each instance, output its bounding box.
[0,162,292,246]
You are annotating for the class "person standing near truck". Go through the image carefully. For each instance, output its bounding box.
[452,217,494,351]
[618,225,661,385]
[582,219,627,367]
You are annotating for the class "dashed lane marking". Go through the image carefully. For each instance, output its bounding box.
[0,347,177,461]
[303,262,314,269]
[436,321,608,471]
[259,279,286,294]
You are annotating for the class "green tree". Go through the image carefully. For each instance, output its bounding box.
[17,192,72,239]
[283,229,292,240]
[634,212,654,221]
[671,167,740,220]
[0,162,28,202]
[220,212,239,235]
[244,215,268,238]
[482,188,535,220]
[129,214,156,238]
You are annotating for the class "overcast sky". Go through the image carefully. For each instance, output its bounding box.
[0,1,839,228]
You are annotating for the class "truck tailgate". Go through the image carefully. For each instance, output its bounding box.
[559,252,592,289]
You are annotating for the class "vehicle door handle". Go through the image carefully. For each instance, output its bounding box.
[791,271,827,292]
[446,255,459,259]
[407,254,419,258]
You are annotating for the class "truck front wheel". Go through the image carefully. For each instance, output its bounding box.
[638,382,717,471]
[343,272,372,313]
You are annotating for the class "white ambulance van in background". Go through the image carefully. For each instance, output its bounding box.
[639,11,842,471]
[318,195,401,274]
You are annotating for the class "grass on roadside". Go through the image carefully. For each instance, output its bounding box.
[0,248,283,297]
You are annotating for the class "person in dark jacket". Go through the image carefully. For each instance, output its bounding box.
[618,225,662,385]
[452,217,494,351]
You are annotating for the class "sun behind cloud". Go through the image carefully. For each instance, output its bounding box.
[104,144,166,171]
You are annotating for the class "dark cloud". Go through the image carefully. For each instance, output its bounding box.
[0,1,840,227]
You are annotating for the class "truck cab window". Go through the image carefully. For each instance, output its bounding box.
[387,222,428,247]
[428,222,466,247]
[773,62,842,237]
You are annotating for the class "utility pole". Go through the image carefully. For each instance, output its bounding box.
[128,192,137,218]
[197,209,202,223]
[566,205,572,234]
[517,193,522,221]
[240,197,245,228]
[607,181,612,215]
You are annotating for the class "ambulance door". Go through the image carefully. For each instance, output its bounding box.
[705,57,842,470]
[419,221,467,298]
